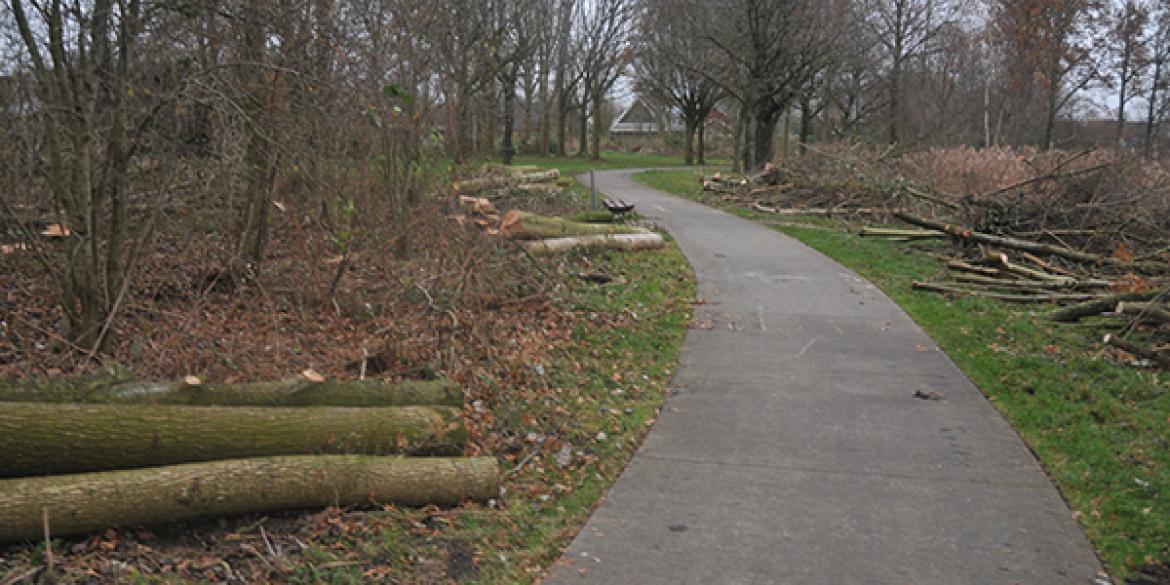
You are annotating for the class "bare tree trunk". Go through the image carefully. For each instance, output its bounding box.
[798,95,813,154]
[684,119,696,165]
[539,66,551,157]
[697,121,707,165]
[578,97,589,156]
[590,87,603,160]
[501,72,517,165]
[744,99,780,171]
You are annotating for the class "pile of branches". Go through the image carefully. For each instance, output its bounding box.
[709,145,1170,368]
[866,210,1170,369]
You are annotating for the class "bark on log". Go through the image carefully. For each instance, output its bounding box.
[1104,334,1170,368]
[765,207,885,217]
[0,376,463,407]
[945,259,1002,277]
[564,210,615,224]
[912,281,1097,303]
[984,252,1077,285]
[1049,289,1170,322]
[1116,302,1170,324]
[524,233,665,256]
[0,455,499,543]
[953,274,1099,292]
[455,170,559,195]
[501,210,645,240]
[859,227,947,239]
[894,211,1168,273]
[0,404,466,477]
[514,170,560,184]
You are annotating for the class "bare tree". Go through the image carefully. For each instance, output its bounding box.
[1144,1,1170,154]
[1108,0,1151,145]
[862,0,962,144]
[634,0,723,164]
[686,0,848,171]
[991,0,1105,149]
[8,0,155,348]
[575,0,635,160]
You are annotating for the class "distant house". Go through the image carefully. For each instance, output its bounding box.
[610,97,685,135]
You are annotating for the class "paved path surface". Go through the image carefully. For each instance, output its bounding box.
[545,170,1105,585]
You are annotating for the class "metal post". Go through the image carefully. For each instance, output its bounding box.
[590,169,598,210]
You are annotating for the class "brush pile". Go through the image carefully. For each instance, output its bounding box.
[704,144,1170,368]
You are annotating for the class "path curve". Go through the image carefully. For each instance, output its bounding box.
[545,170,1104,584]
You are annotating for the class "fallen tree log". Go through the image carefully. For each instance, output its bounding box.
[894,211,1168,273]
[1116,302,1170,324]
[515,169,560,184]
[524,233,665,256]
[0,375,463,407]
[455,170,560,195]
[1104,334,1170,368]
[984,252,1077,285]
[766,207,885,217]
[945,259,1002,277]
[501,210,645,239]
[953,273,1102,291]
[0,455,499,543]
[912,281,1097,303]
[0,404,466,477]
[1049,289,1170,322]
[859,227,947,239]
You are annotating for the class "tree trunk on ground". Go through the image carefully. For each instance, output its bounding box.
[0,376,462,407]
[0,455,499,543]
[501,210,645,239]
[524,233,665,256]
[454,169,560,194]
[0,403,466,477]
[1049,289,1170,322]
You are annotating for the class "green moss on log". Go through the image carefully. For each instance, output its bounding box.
[0,376,462,407]
[0,455,500,543]
[564,210,615,224]
[0,403,467,477]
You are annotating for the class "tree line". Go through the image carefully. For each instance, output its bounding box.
[1,0,1167,350]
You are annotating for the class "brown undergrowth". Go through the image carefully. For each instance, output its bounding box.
[0,162,698,582]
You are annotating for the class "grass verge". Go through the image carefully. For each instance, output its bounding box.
[291,242,695,584]
[633,168,1170,580]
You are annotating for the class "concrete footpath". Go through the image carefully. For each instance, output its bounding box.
[544,170,1106,584]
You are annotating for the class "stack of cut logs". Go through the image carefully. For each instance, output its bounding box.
[454,165,664,255]
[863,212,1170,368]
[0,368,499,543]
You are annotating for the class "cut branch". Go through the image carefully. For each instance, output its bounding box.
[894,212,1168,273]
